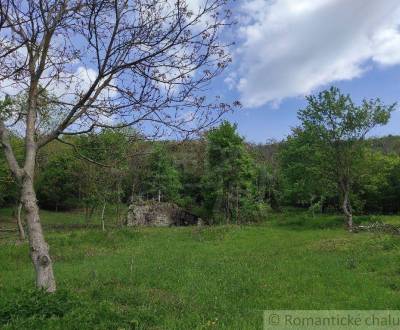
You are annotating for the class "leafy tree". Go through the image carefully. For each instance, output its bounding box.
[279,127,336,211]
[36,129,131,229]
[143,144,182,203]
[250,141,283,211]
[381,161,400,213]
[36,147,77,211]
[358,150,400,213]
[254,162,282,211]
[298,87,395,230]
[66,130,131,227]
[169,140,207,211]
[203,122,259,223]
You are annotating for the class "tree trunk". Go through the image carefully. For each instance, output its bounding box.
[319,196,325,214]
[16,202,25,240]
[21,178,56,292]
[225,192,230,224]
[342,189,353,232]
[310,195,315,218]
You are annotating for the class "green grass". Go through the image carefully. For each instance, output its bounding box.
[1,209,400,329]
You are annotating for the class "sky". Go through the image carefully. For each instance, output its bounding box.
[214,0,400,143]
[2,0,400,143]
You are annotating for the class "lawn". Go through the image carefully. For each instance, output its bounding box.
[1,209,400,329]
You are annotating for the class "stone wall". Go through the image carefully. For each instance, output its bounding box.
[125,201,202,227]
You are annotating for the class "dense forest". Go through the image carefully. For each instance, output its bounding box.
[1,89,399,227]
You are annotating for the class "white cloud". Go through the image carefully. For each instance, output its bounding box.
[186,0,202,11]
[233,0,400,108]
[48,66,118,101]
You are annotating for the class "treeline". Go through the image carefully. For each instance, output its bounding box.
[1,88,399,224]
[0,123,270,224]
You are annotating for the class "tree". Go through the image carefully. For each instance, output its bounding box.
[0,0,234,291]
[298,87,395,231]
[279,127,335,210]
[143,144,182,202]
[36,145,77,211]
[71,130,130,224]
[358,150,400,214]
[249,141,283,212]
[203,121,258,223]
[171,139,206,210]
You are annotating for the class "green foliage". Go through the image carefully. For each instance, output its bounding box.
[202,121,262,223]
[143,144,182,202]
[36,147,77,210]
[254,162,282,211]
[173,140,206,210]
[293,87,395,218]
[76,129,130,165]
[1,100,400,219]
[35,129,131,213]
[357,150,400,213]
[299,87,395,142]
[279,127,335,206]
[0,95,14,121]
[0,155,17,207]
[0,138,23,207]
[73,130,130,214]
[0,97,22,206]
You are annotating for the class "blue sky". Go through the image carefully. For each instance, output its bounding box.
[225,64,400,143]
[212,0,400,143]
[2,0,399,143]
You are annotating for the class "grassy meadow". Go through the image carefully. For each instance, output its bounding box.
[1,209,400,329]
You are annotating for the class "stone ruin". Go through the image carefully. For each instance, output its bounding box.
[125,201,203,227]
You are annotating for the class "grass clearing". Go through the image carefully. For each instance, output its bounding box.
[1,209,400,329]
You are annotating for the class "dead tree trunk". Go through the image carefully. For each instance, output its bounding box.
[16,202,25,240]
[21,177,56,292]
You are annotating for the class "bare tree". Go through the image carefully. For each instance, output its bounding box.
[0,0,235,292]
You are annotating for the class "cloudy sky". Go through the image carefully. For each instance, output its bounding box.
[218,0,400,142]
